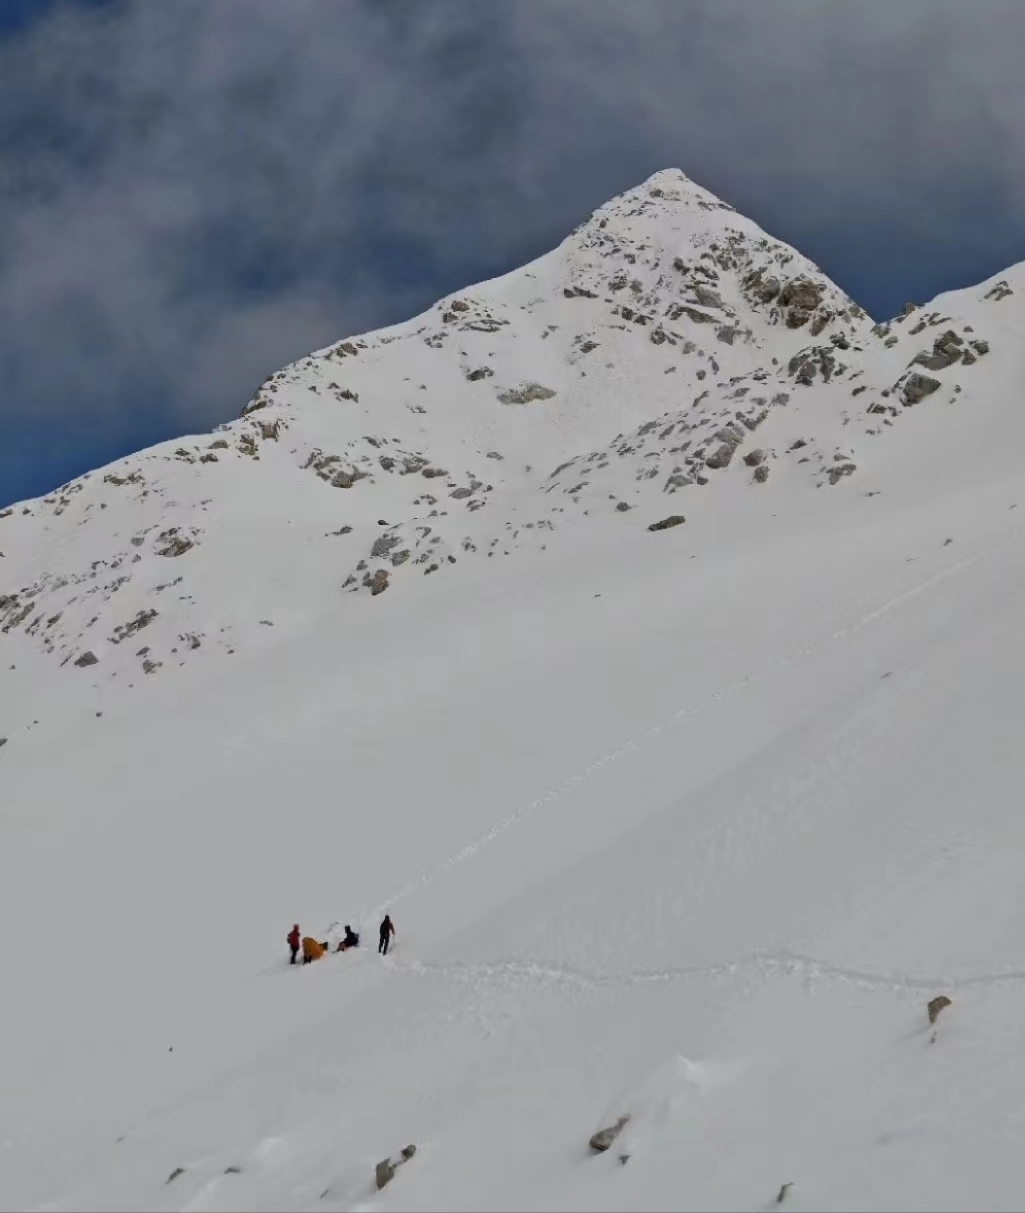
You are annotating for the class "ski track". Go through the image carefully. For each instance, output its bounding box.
[360,518,1025,929]
[396,950,1025,999]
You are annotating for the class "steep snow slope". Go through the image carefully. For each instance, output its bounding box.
[3,171,1025,1211]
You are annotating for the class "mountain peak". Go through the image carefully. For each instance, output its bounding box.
[0,167,1013,705]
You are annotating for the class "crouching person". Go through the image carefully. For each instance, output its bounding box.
[302,936,328,964]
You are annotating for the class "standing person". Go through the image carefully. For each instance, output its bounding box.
[378,914,395,955]
[287,923,301,965]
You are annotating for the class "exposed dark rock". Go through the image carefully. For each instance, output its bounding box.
[693,284,724,309]
[370,569,390,596]
[75,651,99,667]
[753,464,770,484]
[670,304,716,325]
[466,367,493,381]
[743,269,781,303]
[789,346,836,385]
[590,1115,631,1152]
[928,995,952,1025]
[648,515,686,532]
[705,425,745,469]
[902,373,941,405]
[375,1145,417,1190]
[780,277,824,311]
[497,383,557,405]
[827,461,857,485]
[111,609,158,645]
[157,535,194,557]
[743,449,766,467]
[371,535,399,559]
[912,329,965,371]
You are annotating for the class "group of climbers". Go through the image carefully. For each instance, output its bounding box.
[287,916,394,966]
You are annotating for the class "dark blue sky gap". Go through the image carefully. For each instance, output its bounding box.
[3,2,1025,508]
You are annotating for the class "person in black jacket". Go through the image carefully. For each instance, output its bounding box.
[378,914,395,955]
[336,925,360,952]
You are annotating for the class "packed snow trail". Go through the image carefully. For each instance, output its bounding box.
[396,951,1025,996]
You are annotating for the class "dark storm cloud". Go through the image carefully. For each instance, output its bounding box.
[3,0,1025,504]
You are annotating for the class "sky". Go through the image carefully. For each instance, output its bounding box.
[3,0,1025,509]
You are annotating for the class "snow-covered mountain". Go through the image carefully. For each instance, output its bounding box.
[0,169,896,687]
[3,169,1025,1211]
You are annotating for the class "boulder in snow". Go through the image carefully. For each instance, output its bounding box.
[589,1115,631,1153]
[375,1144,417,1190]
[927,995,952,1025]
[497,383,557,406]
[902,373,941,406]
[157,534,194,557]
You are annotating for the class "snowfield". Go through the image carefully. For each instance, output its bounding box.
[4,169,1025,1210]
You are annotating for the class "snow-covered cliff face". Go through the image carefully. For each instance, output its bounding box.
[0,167,1014,704]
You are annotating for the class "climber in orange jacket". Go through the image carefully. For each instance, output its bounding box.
[302,936,328,964]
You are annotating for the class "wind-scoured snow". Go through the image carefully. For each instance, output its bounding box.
[3,168,1025,1211]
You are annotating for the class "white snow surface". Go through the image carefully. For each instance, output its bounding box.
[3,168,1025,1210]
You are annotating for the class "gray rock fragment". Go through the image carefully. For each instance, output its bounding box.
[589,1115,631,1152]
